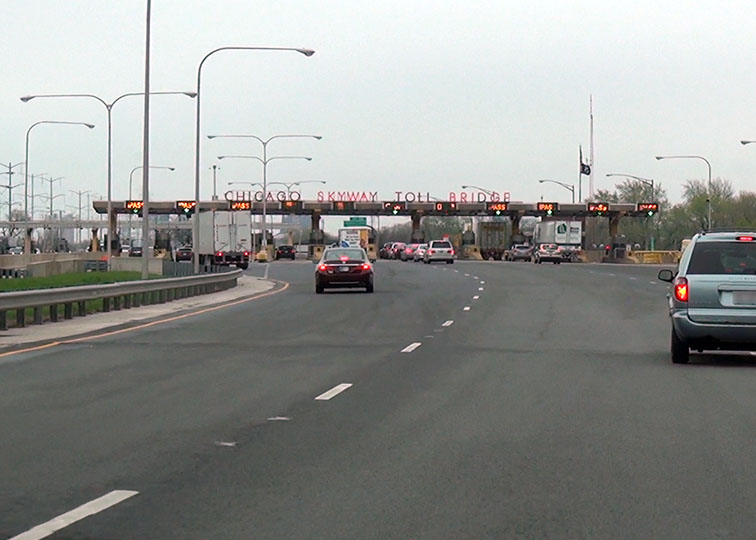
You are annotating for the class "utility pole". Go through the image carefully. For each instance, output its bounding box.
[70,189,91,245]
[0,162,24,222]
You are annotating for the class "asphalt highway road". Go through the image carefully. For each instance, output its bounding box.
[4,259,756,539]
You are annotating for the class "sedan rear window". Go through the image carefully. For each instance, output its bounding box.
[688,242,756,275]
[323,248,366,262]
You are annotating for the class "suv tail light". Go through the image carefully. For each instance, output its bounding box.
[450,249,455,255]
[428,249,435,254]
[243,251,250,257]
[216,251,223,257]
[674,277,689,302]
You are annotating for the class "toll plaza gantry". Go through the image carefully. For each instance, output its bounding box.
[93,199,659,257]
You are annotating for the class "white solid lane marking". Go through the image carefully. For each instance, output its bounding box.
[314,383,353,401]
[442,320,454,327]
[473,295,480,300]
[214,441,238,447]
[463,306,471,311]
[478,287,484,291]
[401,342,423,353]
[10,490,139,540]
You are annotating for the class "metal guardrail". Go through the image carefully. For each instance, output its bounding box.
[0,269,242,330]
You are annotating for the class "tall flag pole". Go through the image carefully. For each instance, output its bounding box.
[589,95,595,199]
[580,145,591,202]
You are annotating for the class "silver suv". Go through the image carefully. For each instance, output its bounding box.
[424,240,455,264]
[658,232,756,364]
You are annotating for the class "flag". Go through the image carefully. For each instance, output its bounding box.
[580,145,591,176]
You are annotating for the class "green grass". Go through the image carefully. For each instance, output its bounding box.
[0,271,148,292]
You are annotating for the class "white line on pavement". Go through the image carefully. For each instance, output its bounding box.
[401,342,423,353]
[464,273,470,276]
[10,490,139,540]
[649,281,657,284]
[314,383,353,401]
[442,320,454,327]
[608,273,615,277]
[267,416,291,421]
[478,287,484,291]
[473,295,479,300]
[629,277,637,280]
[473,276,479,279]
[463,306,471,311]
[480,281,485,284]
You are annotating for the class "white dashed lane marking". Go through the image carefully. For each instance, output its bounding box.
[9,490,139,540]
[473,295,479,300]
[442,320,454,327]
[478,287,484,291]
[463,306,471,311]
[401,342,423,353]
[314,383,353,401]
[480,281,485,284]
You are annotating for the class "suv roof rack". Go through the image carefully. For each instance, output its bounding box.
[701,228,756,235]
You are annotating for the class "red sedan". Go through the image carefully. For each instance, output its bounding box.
[315,247,374,294]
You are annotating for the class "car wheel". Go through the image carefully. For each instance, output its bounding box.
[554,261,560,265]
[316,284,324,294]
[238,263,249,270]
[366,281,374,293]
[671,328,690,364]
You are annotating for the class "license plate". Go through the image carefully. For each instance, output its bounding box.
[733,291,756,305]
[339,266,350,272]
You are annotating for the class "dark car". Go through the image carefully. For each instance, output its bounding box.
[506,244,533,262]
[315,247,374,294]
[275,245,296,260]
[129,245,143,257]
[175,245,193,262]
[379,243,393,259]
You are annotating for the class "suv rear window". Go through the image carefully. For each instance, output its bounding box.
[431,241,452,249]
[688,241,756,275]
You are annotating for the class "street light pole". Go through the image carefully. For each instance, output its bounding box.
[129,166,175,199]
[217,154,314,249]
[192,47,315,274]
[537,179,575,203]
[209,134,321,253]
[210,165,220,200]
[655,155,711,228]
[461,184,495,197]
[24,121,94,253]
[605,173,655,200]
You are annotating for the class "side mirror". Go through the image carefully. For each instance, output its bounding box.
[658,269,675,283]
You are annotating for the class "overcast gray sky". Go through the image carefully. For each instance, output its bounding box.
[2,0,756,214]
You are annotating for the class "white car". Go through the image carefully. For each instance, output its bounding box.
[413,244,427,262]
[423,240,455,264]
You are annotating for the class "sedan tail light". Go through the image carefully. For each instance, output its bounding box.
[318,264,328,272]
[674,277,689,302]
[361,263,371,270]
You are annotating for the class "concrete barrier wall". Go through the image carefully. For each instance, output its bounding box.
[0,252,102,269]
[27,259,86,278]
[110,257,164,275]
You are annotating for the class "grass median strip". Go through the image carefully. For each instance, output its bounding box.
[0,271,151,292]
